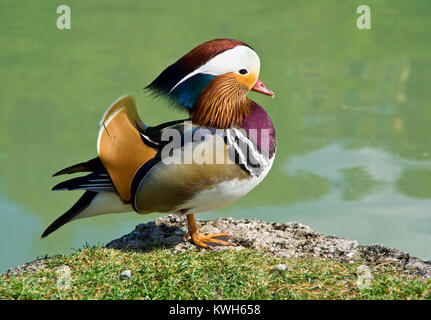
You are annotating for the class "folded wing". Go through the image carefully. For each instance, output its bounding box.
[97,95,158,202]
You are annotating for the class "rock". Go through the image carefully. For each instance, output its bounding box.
[4,259,46,276]
[106,215,431,279]
[120,270,131,280]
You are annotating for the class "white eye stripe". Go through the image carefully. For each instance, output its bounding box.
[169,45,260,93]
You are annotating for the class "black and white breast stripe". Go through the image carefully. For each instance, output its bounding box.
[225,128,270,177]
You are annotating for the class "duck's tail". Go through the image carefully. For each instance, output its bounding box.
[42,156,132,238]
[42,95,151,238]
[41,190,131,238]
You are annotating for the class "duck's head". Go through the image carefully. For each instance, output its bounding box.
[146,38,273,128]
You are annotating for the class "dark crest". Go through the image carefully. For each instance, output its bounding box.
[145,39,251,109]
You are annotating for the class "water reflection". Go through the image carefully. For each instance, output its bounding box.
[0,195,43,270]
[397,169,431,199]
[286,143,431,198]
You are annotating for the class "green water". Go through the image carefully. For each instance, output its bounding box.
[1,1,430,272]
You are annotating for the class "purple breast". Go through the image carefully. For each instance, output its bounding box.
[240,102,276,158]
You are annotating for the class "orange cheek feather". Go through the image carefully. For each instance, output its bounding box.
[233,71,259,90]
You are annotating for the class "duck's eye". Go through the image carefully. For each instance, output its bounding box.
[239,69,248,75]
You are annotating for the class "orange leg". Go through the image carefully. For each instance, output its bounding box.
[185,214,233,248]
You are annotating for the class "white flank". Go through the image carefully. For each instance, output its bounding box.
[176,153,275,214]
[71,192,132,221]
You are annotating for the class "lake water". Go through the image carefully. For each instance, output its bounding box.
[1,1,430,272]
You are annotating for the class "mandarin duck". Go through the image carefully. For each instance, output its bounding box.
[42,39,276,248]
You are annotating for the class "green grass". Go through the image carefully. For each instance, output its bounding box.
[1,247,430,300]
